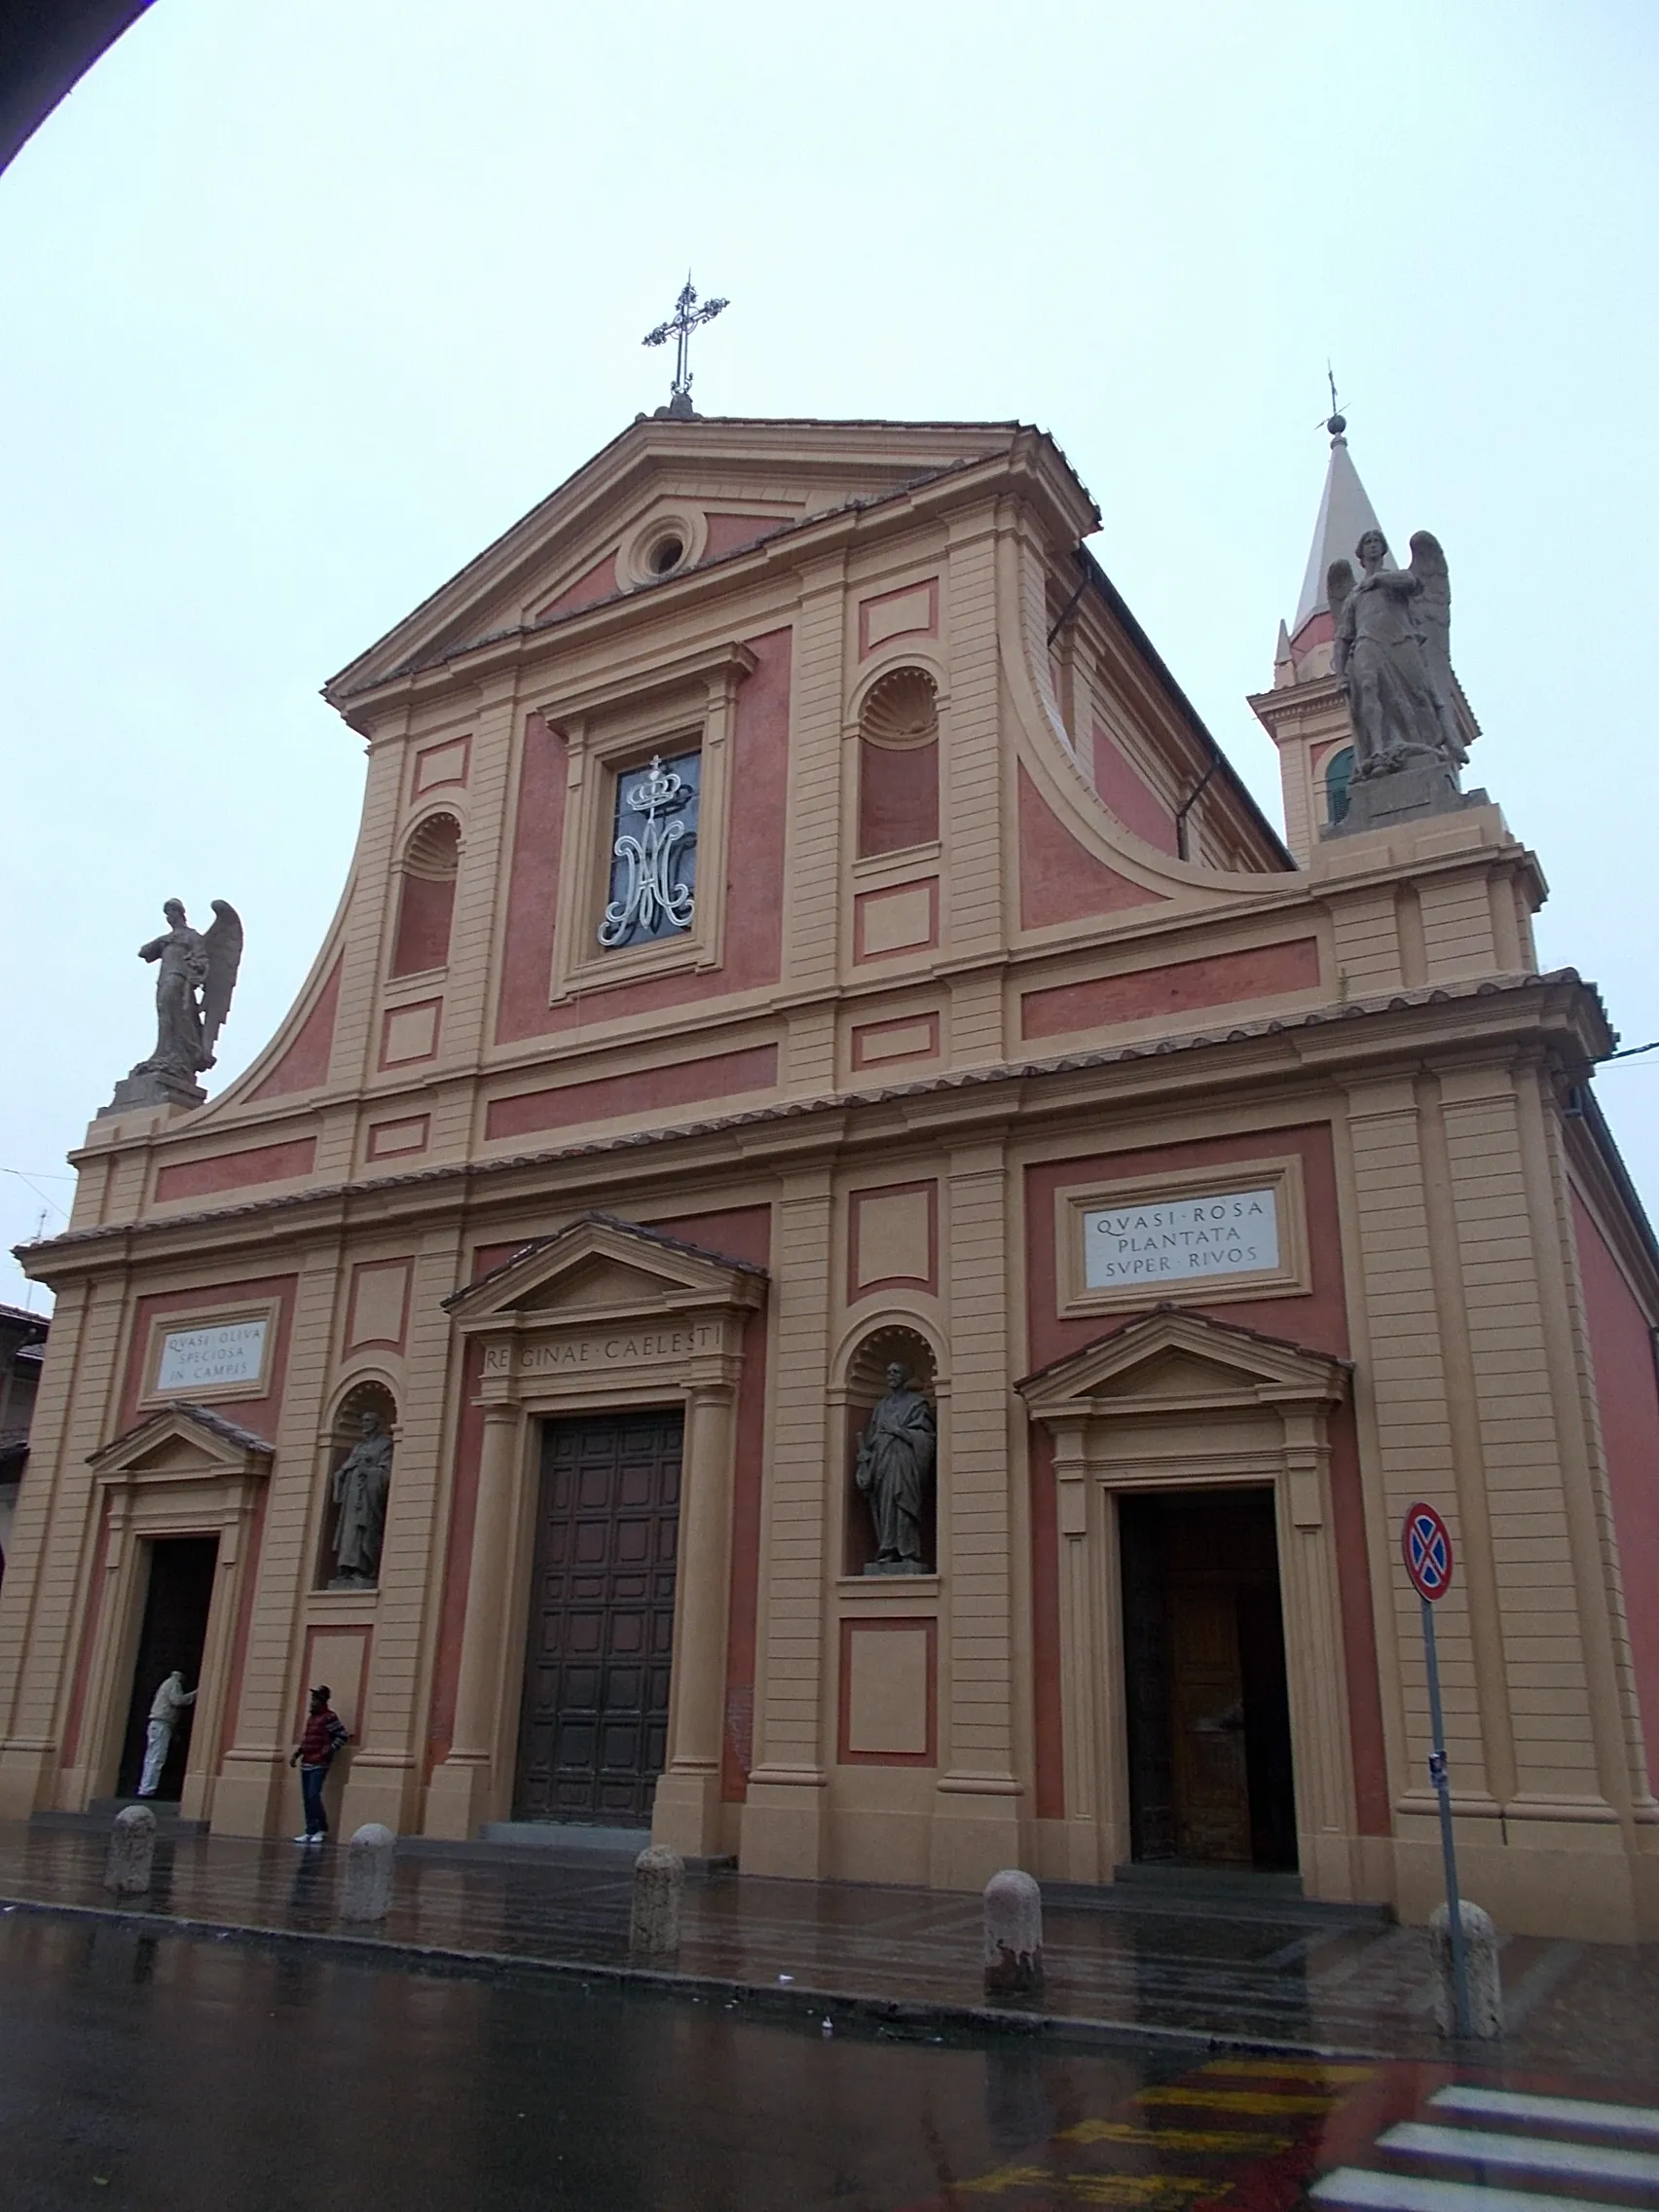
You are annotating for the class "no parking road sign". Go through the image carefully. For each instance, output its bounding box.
[1403,1500,1454,1602]
[1401,1498,1470,2033]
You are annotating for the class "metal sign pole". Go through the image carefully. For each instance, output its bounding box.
[1420,1591,1472,2037]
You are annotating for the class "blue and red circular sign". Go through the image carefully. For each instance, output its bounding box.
[1402,1502,1455,1601]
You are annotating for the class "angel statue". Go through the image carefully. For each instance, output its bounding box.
[103,899,244,1113]
[1328,529,1464,781]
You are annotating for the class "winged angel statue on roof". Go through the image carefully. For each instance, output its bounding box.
[1328,529,1464,781]
[128,899,244,1098]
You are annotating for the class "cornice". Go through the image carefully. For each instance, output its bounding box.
[18,970,1610,1284]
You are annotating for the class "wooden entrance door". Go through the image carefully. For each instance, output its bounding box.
[1168,1584,1250,1862]
[513,1410,682,1825]
[1120,1488,1297,1870]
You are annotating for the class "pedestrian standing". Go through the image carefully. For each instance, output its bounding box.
[288,1685,348,1844]
[137,1670,197,1797]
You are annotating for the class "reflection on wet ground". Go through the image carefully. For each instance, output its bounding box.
[0,1915,1656,2212]
[0,1825,1656,2081]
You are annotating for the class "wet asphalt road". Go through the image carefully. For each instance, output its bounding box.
[0,1912,1179,2211]
[4,1912,1658,2212]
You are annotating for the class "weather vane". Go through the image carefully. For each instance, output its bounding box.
[643,275,728,418]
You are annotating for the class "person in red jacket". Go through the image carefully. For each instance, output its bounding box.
[288,1685,348,1844]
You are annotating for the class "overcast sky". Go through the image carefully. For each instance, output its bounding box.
[3,0,1656,1308]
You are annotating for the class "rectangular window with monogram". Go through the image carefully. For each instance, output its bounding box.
[597,749,701,951]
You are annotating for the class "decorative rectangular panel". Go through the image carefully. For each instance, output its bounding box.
[413,734,471,795]
[380,998,441,1068]
[300,1625,371,1738]
[366,1114,430,1161]
[839,1618,937,1764]
[154,1138,317,1203]
[854,879,938,962]
[849,1182,937,1297]
[1020,939,1321,1042]
[851,1013,940,1073]
[346,1261,412,1352]
[859,577,939,656]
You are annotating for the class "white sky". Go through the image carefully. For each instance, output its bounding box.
[3,0,1656,1308]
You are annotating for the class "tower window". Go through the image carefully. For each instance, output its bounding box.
[1325,746,1354,828]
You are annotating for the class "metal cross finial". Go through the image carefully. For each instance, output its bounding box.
[643,275,728,417]
[1323,362,1347,440]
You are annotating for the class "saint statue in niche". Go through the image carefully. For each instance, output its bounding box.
[330,1411,393,1587]
[854,1363,937,1574]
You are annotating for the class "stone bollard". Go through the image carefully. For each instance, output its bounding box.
[342,1824,397,1923]
[629,1843,683,1960]
[104,1804,157,1898]
[1429,1899,1503,2039]
[983,1868,1044,2000]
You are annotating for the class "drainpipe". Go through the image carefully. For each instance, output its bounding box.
[1174,758,1220,862]
[1045,555,1089,647]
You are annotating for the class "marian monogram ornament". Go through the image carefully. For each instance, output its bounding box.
[598,754,697,948]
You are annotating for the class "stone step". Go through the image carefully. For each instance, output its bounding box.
[479,1821,650,1860]
[33,1799,208,1839]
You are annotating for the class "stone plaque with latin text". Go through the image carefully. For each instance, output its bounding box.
[1084,1187,1280,1289]
[155,1318,269,1393]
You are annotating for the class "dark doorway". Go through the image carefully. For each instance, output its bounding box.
[1119,1489,1297,1870]
[513,1410,682,1826]
[115,1536,218,1800]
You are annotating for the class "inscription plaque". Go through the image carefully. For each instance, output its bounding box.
[155,1317,269,1393]
[1084,1187,1280,1289]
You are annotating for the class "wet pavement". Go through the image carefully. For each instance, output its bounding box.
[0,1824,1656,2080]
[1,1912,1658,2212]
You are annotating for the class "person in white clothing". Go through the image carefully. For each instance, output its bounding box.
[137,1670,197,1797]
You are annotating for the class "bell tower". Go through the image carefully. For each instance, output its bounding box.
[1250,410,1392,862]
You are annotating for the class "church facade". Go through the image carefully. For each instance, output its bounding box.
[5,409,1658,1939]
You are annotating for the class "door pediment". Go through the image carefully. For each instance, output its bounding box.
[445,1211,767,1340]
[91,1403,275,1490]
[1017,1304,1348,1424]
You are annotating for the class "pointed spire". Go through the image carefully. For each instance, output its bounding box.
[1291,409,1390,636]
[1272,618,1295,689]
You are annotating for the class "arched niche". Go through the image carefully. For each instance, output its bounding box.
[389,810,461,977]
[315,1378,397,1592]
[857,666,940,858]
[842,1322,939,1576]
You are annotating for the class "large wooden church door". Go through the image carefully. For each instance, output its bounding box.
[513,1410,682,1825]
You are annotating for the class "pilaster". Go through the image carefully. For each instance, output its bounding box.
[931,1137,1021,1888]
[652,1372,739,1856]
[742,1170,833,1877]
[339,1224,464,1837]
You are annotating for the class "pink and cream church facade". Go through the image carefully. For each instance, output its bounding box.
[5,409,1658,1939]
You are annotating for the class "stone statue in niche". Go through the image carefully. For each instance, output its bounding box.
[329,1410,393,1588]
[855,1363,937,1575]
[1325,530,1482,835]
[102,897,245,1115]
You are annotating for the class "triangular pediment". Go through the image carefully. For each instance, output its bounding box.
[445,1212,766,1334]
[91,1403,275,1484]
[1017,1305,1348,1422]
[325,416,1019,704]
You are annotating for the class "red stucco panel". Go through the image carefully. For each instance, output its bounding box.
[1016,761,1168,930]
[247,957,342,1101]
